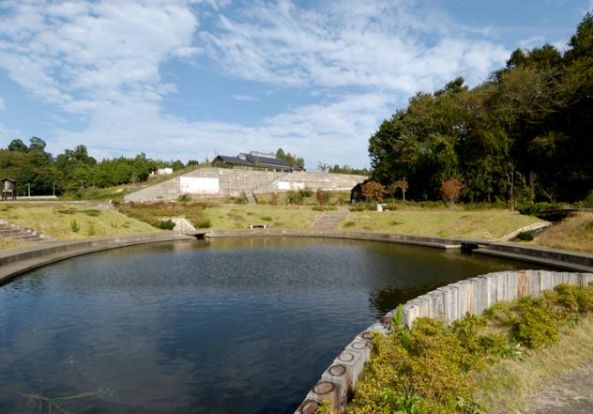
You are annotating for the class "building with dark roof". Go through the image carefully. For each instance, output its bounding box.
[212,151,296,172]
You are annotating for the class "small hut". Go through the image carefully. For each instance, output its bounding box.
[2,177,16,200]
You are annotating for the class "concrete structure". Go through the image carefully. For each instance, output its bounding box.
[0,232,191,284]
[124,167,366,202]
[294,269,593,413]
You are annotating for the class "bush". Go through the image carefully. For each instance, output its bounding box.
[516,231,534,241]
[287,190,304,205]
[361,181,386,203]
[349,203,375,212]
[157,219,176,230]
[441,179,464,204]
[583,191,593,208]
[299,186,313,198]
[316,188,329,205]
[178,194,191,202]
[196,219,211,229]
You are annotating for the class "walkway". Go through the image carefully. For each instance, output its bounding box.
[310,207,348,230]
[526,363,593,414]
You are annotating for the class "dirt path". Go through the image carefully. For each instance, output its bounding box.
[524,363,593,414]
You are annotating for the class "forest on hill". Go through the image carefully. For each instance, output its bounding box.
[370,13,593,203]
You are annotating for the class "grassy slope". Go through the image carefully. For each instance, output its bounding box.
[533,212,593,253]
[474,315,593,413]
[341,208,543,240]
[0,204,156,240]
[203,204,321,229]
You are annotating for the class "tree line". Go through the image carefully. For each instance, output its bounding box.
[369,13,593,203]
[0,138,189,196]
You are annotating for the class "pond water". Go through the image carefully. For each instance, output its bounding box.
[0,237,538,413]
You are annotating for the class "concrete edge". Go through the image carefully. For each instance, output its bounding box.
[0,232,193,284]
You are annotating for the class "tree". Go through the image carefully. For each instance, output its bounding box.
[317,161,330,173]
[315,188,329,205]
[362,181,386,203]
[29,136,47,151]
[7,139,28,152]
[441,179,464,204]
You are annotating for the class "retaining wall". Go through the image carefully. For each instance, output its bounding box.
[0,232,191,284]
[294,270,593,413]
[124,168,366,202]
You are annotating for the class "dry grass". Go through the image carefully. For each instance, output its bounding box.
[341,208,542,240]
[0,238,31,250]
[534,212,593,253]
[0,203,156,242]
[204,204,321,229]
[474,315,593,413]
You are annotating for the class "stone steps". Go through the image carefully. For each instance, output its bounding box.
[0,220,50,242]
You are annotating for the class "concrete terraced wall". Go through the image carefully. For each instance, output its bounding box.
[124,168,366,202]
[294,270,593,413]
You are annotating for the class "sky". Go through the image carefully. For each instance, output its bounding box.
[0,0,591,168]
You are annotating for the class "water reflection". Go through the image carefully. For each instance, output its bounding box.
[0,237,542,413]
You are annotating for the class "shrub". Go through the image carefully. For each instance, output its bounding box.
[157,219,176,230]
[196,219,211,229]
[299,186,313,198]
[512,297,559,348]
[178,194,191,202]
[343,221,355,228]
[260,216,273,222]
[270,192,280,205]
[583,191,593,208]
[287,190,304,205]
[70,219,80,233]
[316,188,329,205]
[516,231,534,241]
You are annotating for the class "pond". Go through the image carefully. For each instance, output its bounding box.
[0,237,537,413]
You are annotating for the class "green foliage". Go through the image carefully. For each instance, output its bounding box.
[286,190,304,205]
[369,14,593,202]
[196,219,211,229]
[299,186,313,198]
[351,283,593,413]
[70,219,80,233]
[178,194,191,202]
[516,231,534,241]
[157,219,176,230]
[118,201,209,230]
[260,216,273,222]
[349,203,375,212]
[583,191,593,208]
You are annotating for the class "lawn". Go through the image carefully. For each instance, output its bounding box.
[533,212,593,253]
[341,207,543,240]
[0,203,156,241]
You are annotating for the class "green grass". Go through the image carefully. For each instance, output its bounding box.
[341,208,543,240]
[534,212,593,252]
[0,203,156,241]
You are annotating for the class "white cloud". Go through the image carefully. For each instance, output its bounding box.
[0,0,511,167]
[230,94,259,101]
[200,0,509,92]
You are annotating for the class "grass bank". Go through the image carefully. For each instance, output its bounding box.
[348,283,593,414]
[0,203,155,240]
[342,208,542,240]
[533,212,593,253]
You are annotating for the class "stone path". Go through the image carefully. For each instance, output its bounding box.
[311,207,348,230]
[525,363,593,414]
[0,219,50,242]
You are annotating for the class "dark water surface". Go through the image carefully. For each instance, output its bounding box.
[0,237,535,413]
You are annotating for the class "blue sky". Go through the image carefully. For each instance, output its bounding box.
[0,0,591,168]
